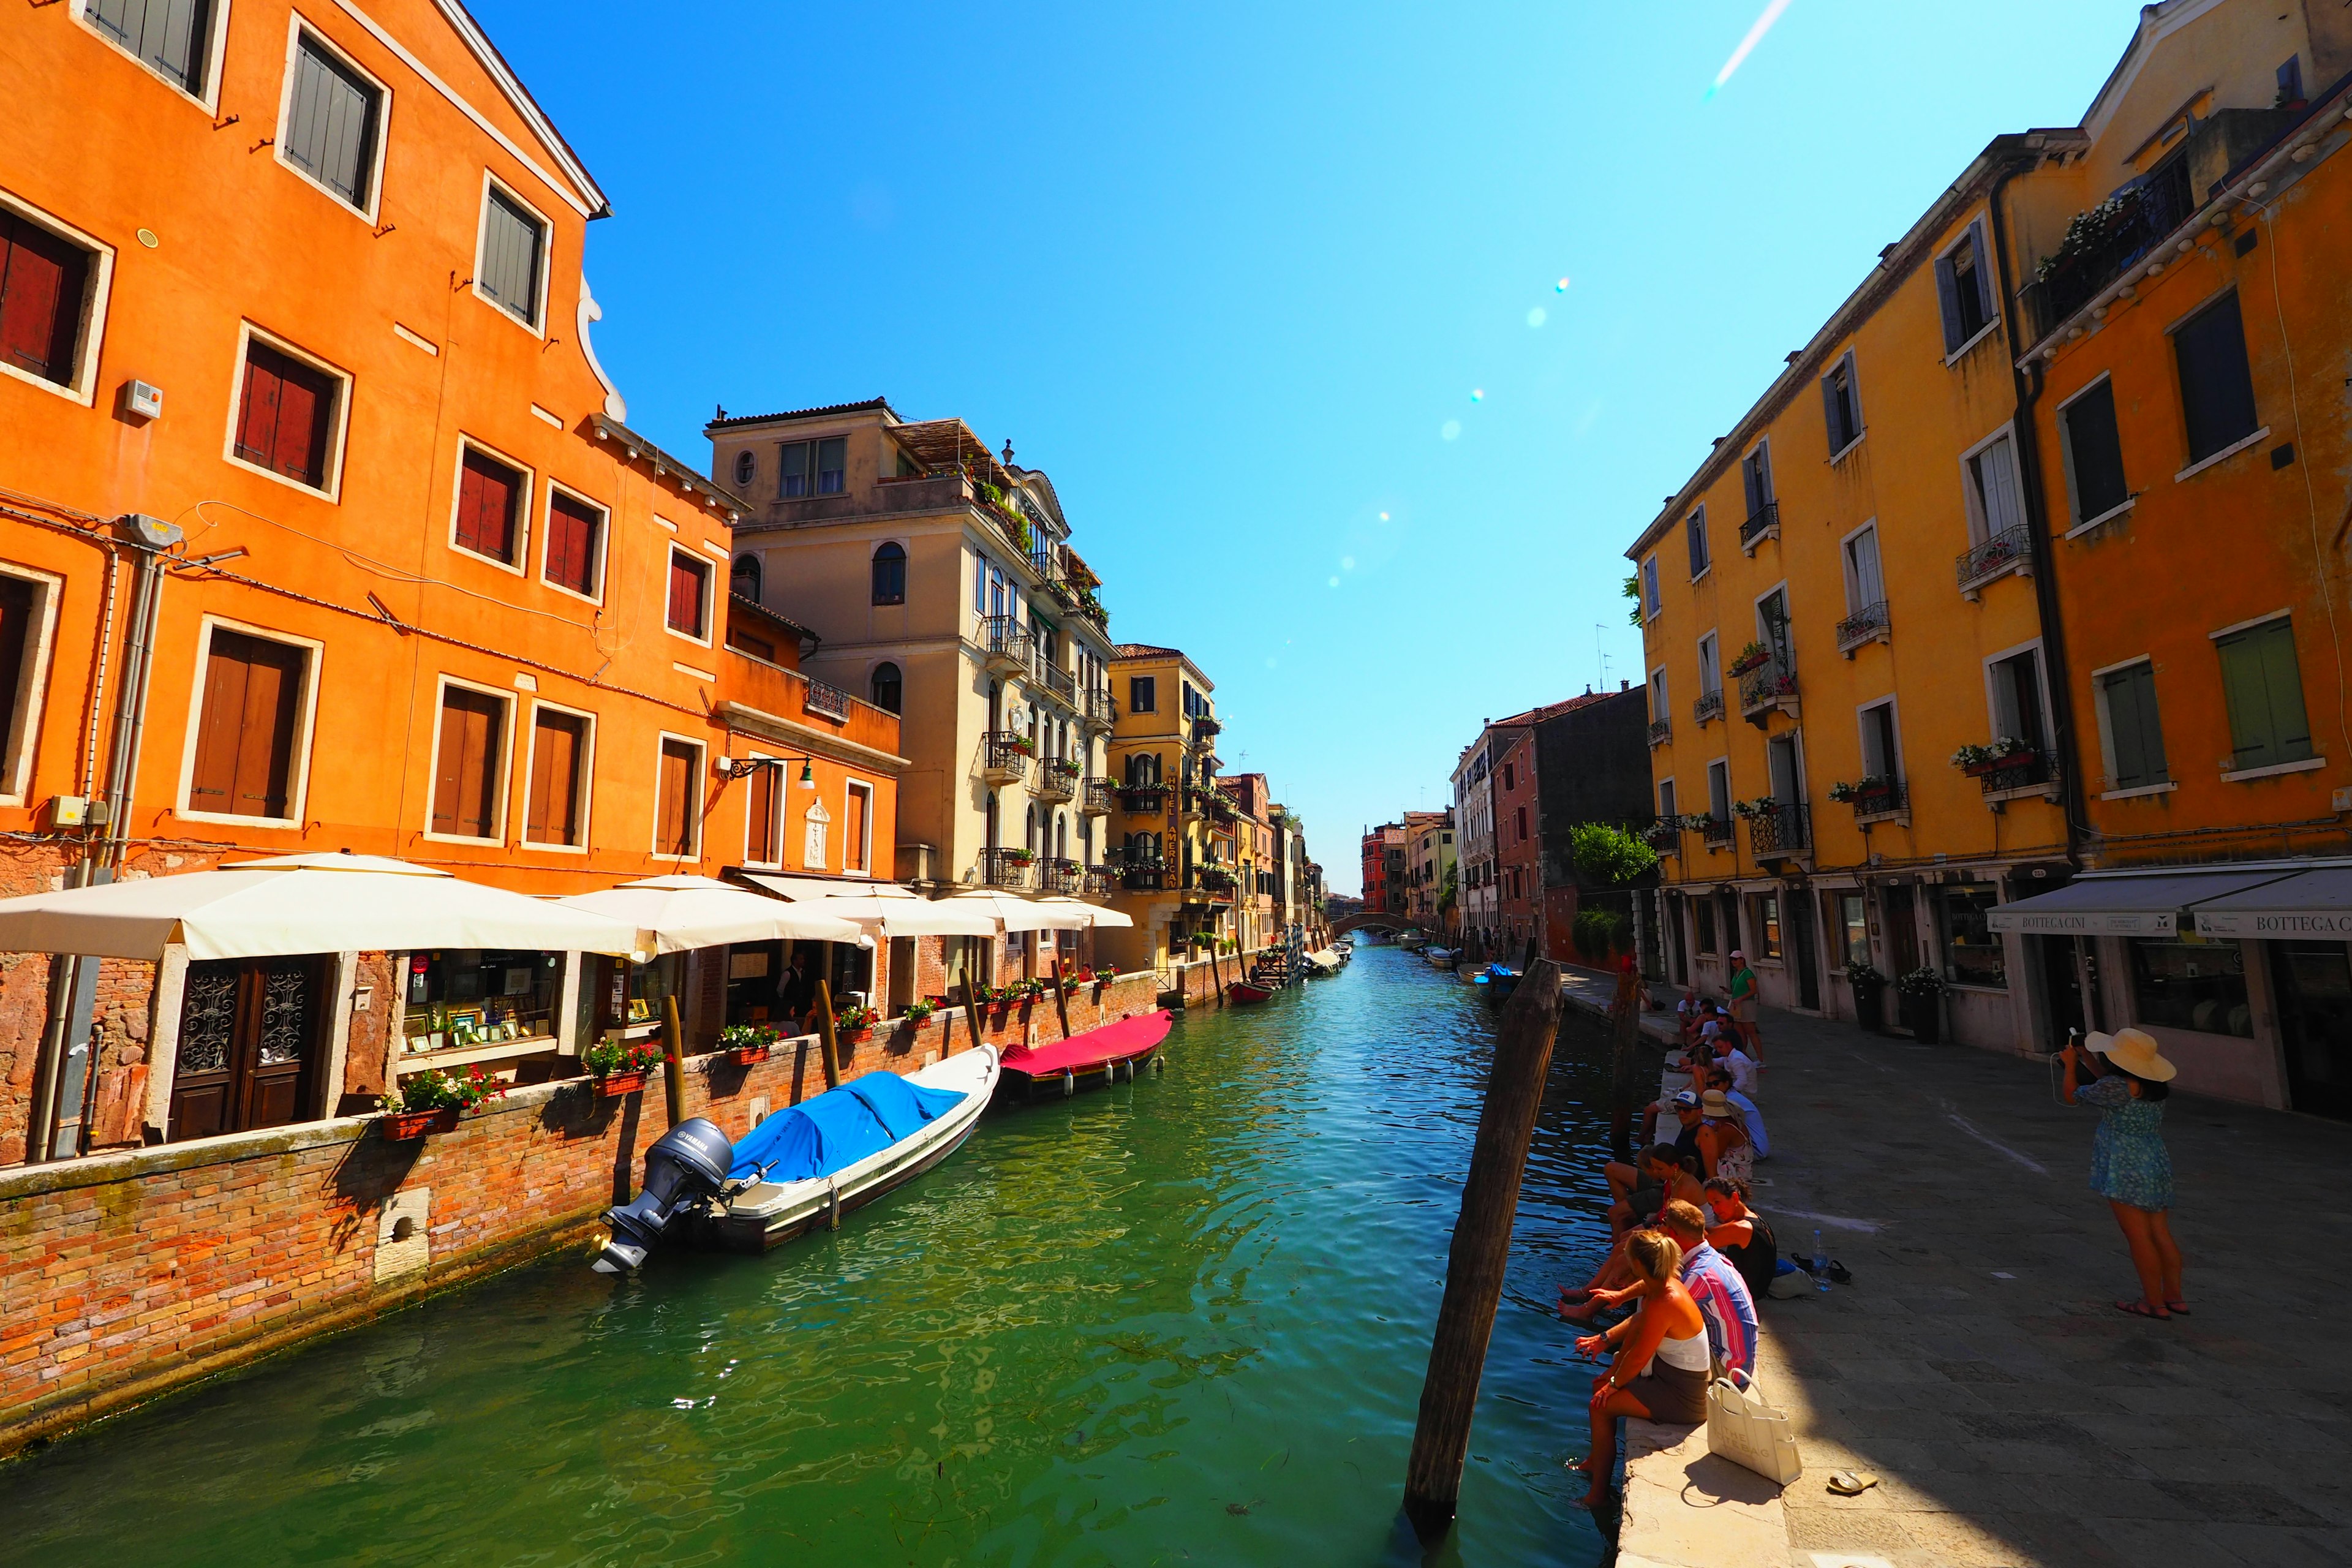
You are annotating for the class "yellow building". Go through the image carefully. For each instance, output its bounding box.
[1101,644,1234,969]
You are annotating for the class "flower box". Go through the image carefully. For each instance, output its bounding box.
[724,1044,771,1066]
[594,1069,648,1098]
[381,1107,460,1141]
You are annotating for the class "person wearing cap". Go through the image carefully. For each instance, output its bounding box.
[1702,1061,1770,1160]
[1695,1087,1755,1183]
[2062,1028,2184,1321]
[1727,950,1762,1062]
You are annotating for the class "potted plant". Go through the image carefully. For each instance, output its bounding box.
[718,1022,775,1066]
[834,1003,878,1041]
[379,1064,504,1139]
[1953,739,2034,777]
[1050,758,1082,780]
[1896,966,1946,1044]
[1007,735,1037,758]
[585,1037,660,1098]
[1844,959,1888,1032]
[1727,639,1773,676]
[1002,847,1036,867]
[901,998,937,1027]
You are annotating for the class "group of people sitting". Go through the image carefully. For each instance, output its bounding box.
[1556,979,1781,1511]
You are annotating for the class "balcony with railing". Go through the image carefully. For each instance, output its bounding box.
[1746,802,1811,860]
[1974,748,2064,805]
[978,614,1033,676]
[1642,820,1681,856]
[1646,717,1672,748]
[1082,685,1116,726]
[1842,777,1909,826]
[1194,865,1238,900]
[1116,779,1168,812]
[978,847,1035,889]
[1190,715,1222,750]
[1121,862,1166,892]
[1835,599,1891,656]
[1081,778,1115,815]
[1038,662,1077,709]
[1738,501,1780,553]
[2021,155,2196,341]
[1032,759,1080,802]
[1084,864,1117,897]
[1038,857,1083,895]
[982,731,1033,784]
[1700,816,1735,851]
[802,679,851,722]
[1692,688,1725,727]
[1956,525,2032,598]
[1735,657,1800,723]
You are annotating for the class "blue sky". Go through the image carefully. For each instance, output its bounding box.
[476,1,2138,894]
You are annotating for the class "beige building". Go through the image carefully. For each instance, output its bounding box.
[706,400,1118,989]
[1101,644,1232,969]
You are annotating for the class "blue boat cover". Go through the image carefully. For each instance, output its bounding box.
[727,1072,967,1182]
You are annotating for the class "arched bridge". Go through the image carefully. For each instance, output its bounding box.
[1330,910,1438,939]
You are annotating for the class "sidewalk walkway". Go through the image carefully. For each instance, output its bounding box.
[1559,971,2352,1567]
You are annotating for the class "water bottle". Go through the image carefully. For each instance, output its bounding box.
[1812,1229,1830,1292]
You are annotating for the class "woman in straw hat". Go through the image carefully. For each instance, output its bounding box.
[1695,1086,1755,1185]
[2060,1028,2185,1320]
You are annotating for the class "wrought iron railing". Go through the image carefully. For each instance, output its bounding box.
[1956,525,2032,593]
[978,847,1034,888]
[1746,803,1811,858]
[1082,778,1115,814]
[1039,857,1082,895]
[1032,761,1079,801]
[1040,663,1076,706]
[1646,718,1672,747]
[1116,781,1167,810]
[1083,685,1116,725]
[1835,600,1891,653]
[1692,689,1725,726]
[1736,658,1798,715]
[1978,751,2062,796]
[2023,157,2196,340]
[1700,816,1735,850]
[1084,865,1117,897]
[1738,501,1780,551]
[982,731,1032,780]
[1847,778,1908,821]
[803,680,851,720]
[979,614,1032,671]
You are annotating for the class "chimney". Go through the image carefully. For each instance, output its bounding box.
[1620,679,1629,691]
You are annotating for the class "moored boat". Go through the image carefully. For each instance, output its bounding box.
[1227,980,1275,1003]
[1480,963,1521,1004]
[1425,946,1457,967]
[998,1008,1174,1099]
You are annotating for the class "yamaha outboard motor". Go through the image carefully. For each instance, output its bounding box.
[594,1117,734,1274]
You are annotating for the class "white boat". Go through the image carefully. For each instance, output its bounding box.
[707,1046,1000,1253]
[1396,930,1428,950]
[1425,946,1458,967]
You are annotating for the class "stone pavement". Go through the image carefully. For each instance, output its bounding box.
[1557,969,2352,1567]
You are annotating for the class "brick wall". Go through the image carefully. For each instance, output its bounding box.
[0,970,1162,1456]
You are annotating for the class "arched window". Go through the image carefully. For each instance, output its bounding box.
[871,541,906,605]
[1025,804,1038,853]
[730,552,761,603]
[871,661,902,714]
[733,450,756,488]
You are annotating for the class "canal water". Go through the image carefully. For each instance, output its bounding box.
[0,945,1621,1567]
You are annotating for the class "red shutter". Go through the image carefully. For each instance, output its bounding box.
[190,631,303,818]
[0,577,34,758]
[234,352,285,470]
[657,739,697,856]
[236,342,334,488]
[456,448,519,563]
[545,492,600,595]
[432,688,503,838]
[668,555,706,636]
[0,213,87,383]
[526,709,584,845]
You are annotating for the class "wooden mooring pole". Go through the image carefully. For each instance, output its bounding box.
[1401,957,1563,1544]
[813,978,843,1091]
[661,995,688,1127]
[1051,956,1072,1040]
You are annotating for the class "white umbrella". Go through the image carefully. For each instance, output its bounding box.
[0,851,641,962]
[1033,895,1136,929]
[556,875,864,954]
[735,872,998,937]
[941,889,1096,932]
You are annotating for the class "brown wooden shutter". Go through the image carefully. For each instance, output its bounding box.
[526,708,584,845]
[455,448,520,563]
[667,554,706,636]
[745,760,776,863]
[545,492,600,594]
[233,350,284,470]
[0,576,34,760]
[0,212,87,384]
[657,739,697,856]
[845,784,868,872]
[432,687,503,837]
[236,342,334,487]
[190,631,302,818]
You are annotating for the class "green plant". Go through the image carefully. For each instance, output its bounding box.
[1219,938,1239,954]
[1898,966,1946,999]
[1572,908,1630,957]
[1727,639,1771,674]
[1951,737,2032,769]
[2035,189,2141,282]
[902,999,937,1023]
[1569,822,1659,886]
[834,1003,878,1033]
[1623,573,1643,628]
[584,1038,662,1078]
[1844,959,1887,989]
[1730,796,1780,822]
[718,1023,775,1052]
[382,1063,505,1115]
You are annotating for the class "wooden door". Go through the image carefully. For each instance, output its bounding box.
[169,957,323,1142]
[1882,885,1920,978]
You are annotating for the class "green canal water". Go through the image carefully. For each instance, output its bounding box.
[0,946,1622,1566]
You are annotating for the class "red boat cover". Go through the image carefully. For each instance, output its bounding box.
[1000,1009,1173,1077]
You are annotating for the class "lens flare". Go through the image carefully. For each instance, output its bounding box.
[1378,511,1390,521]
[1341,555,1356,570]
[1327,575,1340,588]
[1526,306,1547,328]
[1708,0,1792,97]
[1440,420,1461,442]
[1470,388,1483,402]
[1555,277,1571,292]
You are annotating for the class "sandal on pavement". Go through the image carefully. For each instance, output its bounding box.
[2165,1300,2191,1316]
[2114,1299,2171,1320]
[1826,1470,1880,1496]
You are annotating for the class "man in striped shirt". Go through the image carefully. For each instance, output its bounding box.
[1662,1201,1757,1385]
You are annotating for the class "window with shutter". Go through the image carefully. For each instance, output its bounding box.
[233,339,334,489]
[1697,633,1720,695]
[656,738,699,857]
[1741,442,1773,518]
[1821,355,1862,455]
[477,187,546,328]
[524,707,586,846]
[189,630,304,820]
[0,576,36,781]
[2216,617,2313,772]
[845,782,872,873]
[1129,676,1156,713]
[2098,662,2168,790]
[1988,649,2048,753]
[1685,508,1709,578]
[87,0,214,94]
[0,211,92,387]
[282,34,380,210]
[453,447,523,564]
[817,437,847,495]
[745,757,779,865]
[779,442,811,497]
[2174,292,2260,464]
[430,686,505,839]
[1934,222,1994,353]
[1965,433,2024,544]
[1843,526,1884,613]
[543,491,603,597]
[666,552,709,638]
[1707,761,1730,820]
[2060,379,2130,524]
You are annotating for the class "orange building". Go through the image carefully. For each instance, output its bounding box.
[0,0,897,1163]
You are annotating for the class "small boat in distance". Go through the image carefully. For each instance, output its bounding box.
[1425,946,1457,968]
[1227,980,1275,1004]
[998,1008,1174,1099]
[1480,963,1521,1004]
[1396,930,1428,951]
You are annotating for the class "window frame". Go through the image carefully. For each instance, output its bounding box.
[1740,438,1775,518]
[1640,555,1661,621]
[664,546,714,646]
[0,562,66,807]
[1649,665,1668,722]
[518,697,595,854]
[2167,285,2264,475]
[650,731,706,862]
[221,321,352,500]
[841,777,876,878]
[2210,610,2318,780]
[1957,422,2028,549]
[1706,758,1731,821]
[1821,350,1864,460]
[1684,506,1709,581]
[72,0,233,113]
[1128,675,1157,714]
[2090,654,2173,798]
[538,480,608,605]
[1839,519,1885,616]
[740,748,783,869]
[173,615,325,829]
[2056,372,2135,534]
[869,660,902,715]
[1979,636,2053,753]
[445,434,532,575]
[421,674,514,845]
[1696,631,1721,696]
[471,170,552,336]
[1934,216,2000,362]
[271,17,391,224]
[870,539,908,606]
[0,192,115,406]
[1854,695,1904,782]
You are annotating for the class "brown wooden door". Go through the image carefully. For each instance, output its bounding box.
[1882,884,1920,978]
[169,957,323,1142]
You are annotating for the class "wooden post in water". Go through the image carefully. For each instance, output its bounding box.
[813,978,842,1091]
[1208,944,1224,1006]
[962,973,983,1054]
[1607,959,1642,1161]
[1051,957,1072,1040]
[661,995,688,1127]
[1401,957,1563,1544]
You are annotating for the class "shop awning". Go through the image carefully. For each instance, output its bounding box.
[2185,865,2352,938]
[0,853,643,962]
[735,873,999,937]
[1988,867,2304,938]
[1033,895,1135,928]
[556,876,864,954]
[941,890,1096,932]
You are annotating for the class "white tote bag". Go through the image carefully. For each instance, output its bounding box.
[1705,1374,1803,1485]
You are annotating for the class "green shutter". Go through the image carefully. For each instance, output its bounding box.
[2255,619,2313,764]
[2217,619,2312,771]
[2101,663,2168,790]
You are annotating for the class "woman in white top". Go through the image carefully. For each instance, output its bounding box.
[1568,1231,1709,1510]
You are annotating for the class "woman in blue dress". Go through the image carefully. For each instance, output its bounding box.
[2060,1028,2184,1321]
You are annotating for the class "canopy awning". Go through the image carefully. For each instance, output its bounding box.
[1033,895,1134,929]
[2186,866,2352,938]
[735,873,999,937]
[556,875,863,954]
[0,852,642,962]
[941,890,1096,932]
[1988,867,2304,938]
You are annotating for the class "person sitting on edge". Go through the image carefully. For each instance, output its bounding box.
[1564,1200,1757,1385]
[1702,1064,1769,1161]
[1695,1088,1755,1184]
[1568,1232,1711,1509]
[1620,1086,1702,1190]
[1727,949,1762,1062]
[1719,1029,1760,1098]
[1702,1177,1777,1299]
[1569,1147,1706,1316]
[1675,988,1707,1049]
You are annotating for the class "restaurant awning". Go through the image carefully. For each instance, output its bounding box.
[941,890,1096,932]
[1033,895,1136,929]
[1987,867,2305,938]
[2184,865,2352,938]
[734,873,1000,937]
[0,853,643,962]
[556,875,864,954]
